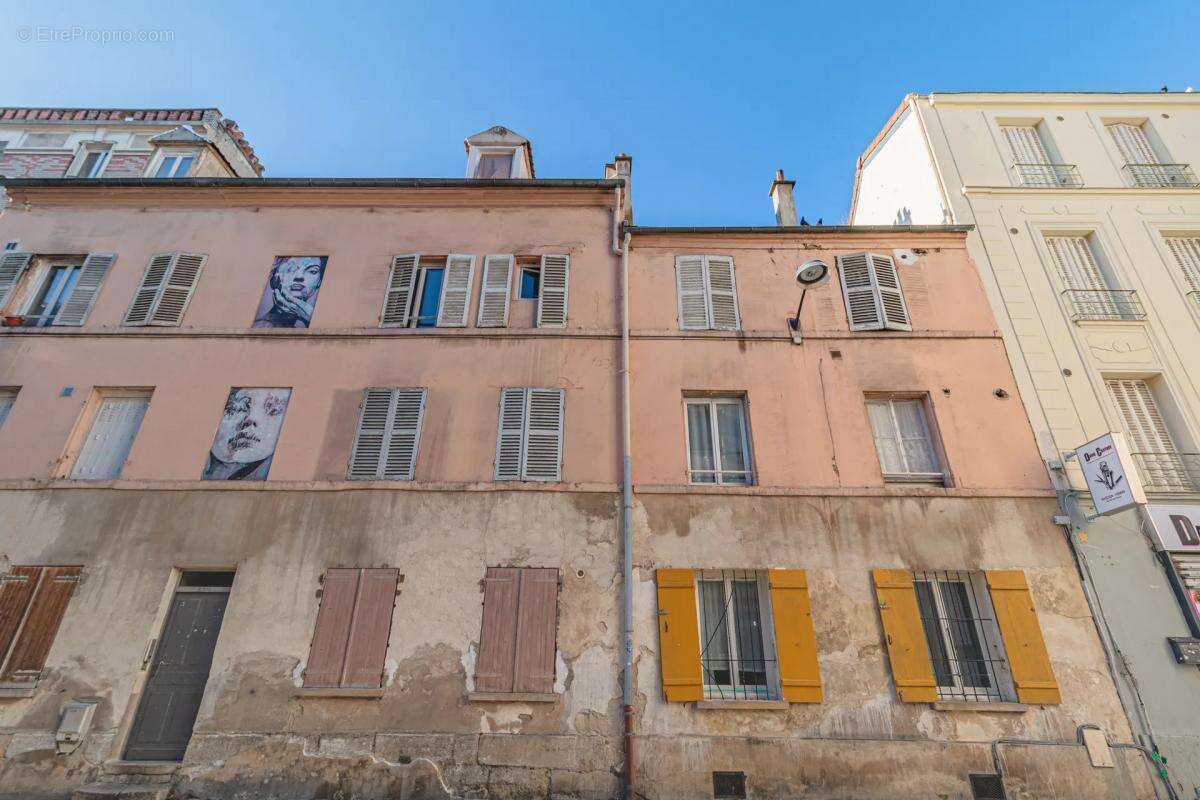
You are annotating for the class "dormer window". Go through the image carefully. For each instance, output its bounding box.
[475,150,515,179]
[71,143,112,178]
[154,151,197,178]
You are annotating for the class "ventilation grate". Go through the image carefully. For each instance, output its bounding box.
[713,771,746,799]
[970,773,1007,800]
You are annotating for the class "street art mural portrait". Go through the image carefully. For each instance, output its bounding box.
[202,388,292,480]
[252,255,327,328]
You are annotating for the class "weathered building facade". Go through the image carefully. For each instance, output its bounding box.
[0,119,1166,800]
[852,91,1200,797]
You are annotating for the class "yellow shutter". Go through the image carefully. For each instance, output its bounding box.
[986,570,1061,705]
[872,569,937,703]
[656,568,702,702]
[769,569,822,703]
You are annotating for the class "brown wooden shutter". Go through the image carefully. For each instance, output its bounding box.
[0,566,42,662]
[2,566,81,682]
[303,568,359,687]
[342,568,399,688]
[474,567,521,692]
[513,568,558,693]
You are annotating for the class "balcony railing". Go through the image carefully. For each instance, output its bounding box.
[1061,289,1146,321]
[1123,163,1199,189]
[1013,163,1083,188]
[1131,452,1200,493]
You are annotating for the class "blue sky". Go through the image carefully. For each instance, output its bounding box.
[2,0,1196,225]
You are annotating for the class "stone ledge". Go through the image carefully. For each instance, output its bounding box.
[695,699,789,710]
[293,687,386,699]
[468,691,557,703]
[0,685,37,699]
[933,700,1029,713]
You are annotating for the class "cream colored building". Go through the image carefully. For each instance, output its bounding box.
[852,90,1200,797]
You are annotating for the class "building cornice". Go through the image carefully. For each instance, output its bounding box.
[0,177,623,208]
[962,185,1200,198]
[927,92,1200,108]
[627,224,971,249]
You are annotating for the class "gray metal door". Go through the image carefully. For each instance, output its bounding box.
[125,587,228,761]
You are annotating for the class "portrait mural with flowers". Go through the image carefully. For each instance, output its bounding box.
[252,255,328,328]
[202,388,292,480]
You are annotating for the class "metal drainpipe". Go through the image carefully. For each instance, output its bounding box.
[618,226,635,800]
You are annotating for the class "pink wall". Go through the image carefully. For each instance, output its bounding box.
[628,236,1051,491]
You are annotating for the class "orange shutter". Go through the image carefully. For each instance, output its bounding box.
[986,570,1061,705]
[656,568,702,702]
[872,569,937,703]
[769,569,822,703]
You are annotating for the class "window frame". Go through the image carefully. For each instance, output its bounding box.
[912,570,1016,703]
[472,147,517,179]
[683,395,754,486]
[409,260,446,328]
[864,394,948,484]
[69,143,113,178]
[151,150,198,178]
[19,259,84,327]
[693,569,780,701]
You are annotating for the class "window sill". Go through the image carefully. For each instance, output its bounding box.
[0,684,36,699]
[468,691,557,703]
[933,700,1028,713]
[882,474,947,486]
[294,686,385,699]
[696,699,788,711]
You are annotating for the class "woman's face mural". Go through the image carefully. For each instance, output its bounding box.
[252,256,327,329]
[202,388,291,480]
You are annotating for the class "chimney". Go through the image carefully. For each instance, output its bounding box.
[769,169,797,227]
[611,153,633,222]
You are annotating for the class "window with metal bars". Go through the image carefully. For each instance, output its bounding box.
[695,569,778,700]
[912,571,1015,702]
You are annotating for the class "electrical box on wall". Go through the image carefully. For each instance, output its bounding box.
[56,698,99,754]
[1167,636,1200,665]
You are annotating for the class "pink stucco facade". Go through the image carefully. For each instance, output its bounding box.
[0,181,1150,800]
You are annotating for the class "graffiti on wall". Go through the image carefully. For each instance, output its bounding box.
[202,388,292,480]
[252,256,327,329]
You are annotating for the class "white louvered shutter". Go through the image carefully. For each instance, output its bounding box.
[54,252,116,326]
[437,254,475,327]
[152,253,205,325]
[675,255,709,330]
[1164,237,1200,294]
[1045,236,1108,291]
[1002,126,1051,165]
[70,395,150,479]
[348,389,393,479]
[0,252,33,309]
[871,254,911,330]
[1108,124,1158,165]
[383,389,426,479]
[1107,378,1185,490]
[522,388,564,481]
[381,255,419,327]
[477,255,514,327]
[536,255,569,328]
[494,388,528,480]
[705,256,740,330]
[124,253,174,325]
[837,253,883,331]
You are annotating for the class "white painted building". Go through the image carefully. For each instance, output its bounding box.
[852,90,1200,797]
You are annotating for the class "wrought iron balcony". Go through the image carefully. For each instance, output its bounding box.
[1123,163,1199,188]
[1131,452,1200,493]
[1012,163,1083,188]
[1061,289,1146,321]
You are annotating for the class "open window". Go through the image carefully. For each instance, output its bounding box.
[69,143,113,178]
[379,254,474,328]
[0,252,117,328]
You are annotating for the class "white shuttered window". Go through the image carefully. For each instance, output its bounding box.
[1044,235,1110,291]
[1106,378,1190,491]
[674,255,741,331]
[1001,125,1051,165]
[1164,237,1200,295]
[380,255,419,327]
[837,252,911,331]
[124,252,206,325]
[1108,123,1159,165]
[436,254,476,327]
[0,252,33,309]
[53,253,116,326]
[493,388,564,482]
[347,388,427,480]
[477,255,514,327]
[70,394,151,480]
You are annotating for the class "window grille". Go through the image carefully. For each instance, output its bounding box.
[697,569,776,700]
[913,570,1011,702]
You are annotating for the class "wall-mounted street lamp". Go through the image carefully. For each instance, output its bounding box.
[787,259,830,343]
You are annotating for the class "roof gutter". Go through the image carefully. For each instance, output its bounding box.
[625,224,974,234]
[0,177,624,190]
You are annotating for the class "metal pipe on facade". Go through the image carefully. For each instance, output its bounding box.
[618,228,635,799]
